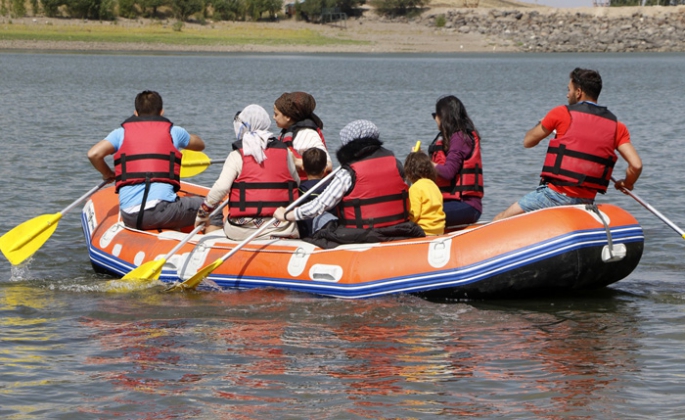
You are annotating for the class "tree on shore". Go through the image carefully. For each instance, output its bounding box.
[295,0,365,22]
[371,0,428,17]
[4,0,285,21]
[68,0,116,19]
[210,0,245,20]
[171,0,203,20]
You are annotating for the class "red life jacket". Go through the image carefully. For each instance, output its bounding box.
[279,119,327,180]
[338,148,409,229]
[540,103,617,193]
[228,139,299,218]
[114,115,181,193]
[429,131,484,200]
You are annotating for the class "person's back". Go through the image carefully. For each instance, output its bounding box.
[228,138,298,219]
[195,104,300,241]
[273,120,425,249]
[494,68,642,221]
[297,148,335,238]
[87,90,216,231]
[404,151,445,236]
[338,146,409,229]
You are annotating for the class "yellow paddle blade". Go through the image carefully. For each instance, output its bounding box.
[121,258,166,282]
[180,150,212,178]
[166,257,224,292]
[413,141,421,152]
[0,213,62,265]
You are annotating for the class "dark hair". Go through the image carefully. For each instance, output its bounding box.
[435,95,478,152]
[302,148,327,177]
[135,90,163,116]
[404,151,436,184]
[569,68,602,101]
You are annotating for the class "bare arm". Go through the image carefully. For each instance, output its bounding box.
[186,134,205,151]
[87,140,116,182]
[523,123,552,148]
[614,143,643,191]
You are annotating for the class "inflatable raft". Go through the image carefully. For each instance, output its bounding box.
[81,182,644,300]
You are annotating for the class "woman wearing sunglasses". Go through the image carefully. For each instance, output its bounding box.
[427,95,484,228]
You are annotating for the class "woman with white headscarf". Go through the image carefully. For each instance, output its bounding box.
[274,120,425,249]
[195,104,300,240]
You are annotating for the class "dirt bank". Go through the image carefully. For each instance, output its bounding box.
[1,5,684,53]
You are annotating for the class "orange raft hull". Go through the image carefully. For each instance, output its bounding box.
[81,182,644,300]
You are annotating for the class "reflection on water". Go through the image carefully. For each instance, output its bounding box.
[0,288,644,418]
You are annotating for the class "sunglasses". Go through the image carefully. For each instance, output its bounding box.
[431,112,437,119]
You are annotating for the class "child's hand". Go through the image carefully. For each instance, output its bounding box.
[412,141,421,152]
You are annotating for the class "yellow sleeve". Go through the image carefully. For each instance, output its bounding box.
[408,183,424,224]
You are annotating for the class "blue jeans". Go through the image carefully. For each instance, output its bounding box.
[443,200,481,227]
[518,185,594,212]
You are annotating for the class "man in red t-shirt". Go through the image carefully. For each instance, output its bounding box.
[494,68,643,221]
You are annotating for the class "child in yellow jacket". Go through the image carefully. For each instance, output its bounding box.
[404,151,446,236]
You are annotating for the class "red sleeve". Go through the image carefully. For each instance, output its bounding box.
[615,121,630,148]
[540,105,571,137]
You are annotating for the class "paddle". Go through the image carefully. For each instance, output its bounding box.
[180,149,225,178]
[119,200,230,283]
[0,152,225,267]
[412,141,421,152]
[0,180,109,266]
[612,176,685,239]
[167,166,343,292]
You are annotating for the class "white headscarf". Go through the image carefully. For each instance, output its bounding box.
[234,104,273,164]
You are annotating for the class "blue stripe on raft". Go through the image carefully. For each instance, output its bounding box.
[82,210,643,298]
[186,225,645,299]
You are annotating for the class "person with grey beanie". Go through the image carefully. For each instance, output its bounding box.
[274,120,425,249]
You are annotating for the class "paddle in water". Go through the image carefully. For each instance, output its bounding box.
[166,167,343,292]
[1,153,219,267]
[0,180,109,266]
[612,176,685,239]
[119,200,230,284]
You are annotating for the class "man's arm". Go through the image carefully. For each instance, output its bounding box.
[523,122,553,148]
[186,134,205,151]
[614,143,643,191]
[87,140,116,182]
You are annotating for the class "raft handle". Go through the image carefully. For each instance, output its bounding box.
[586,204,625,263]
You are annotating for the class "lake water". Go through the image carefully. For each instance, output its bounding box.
[1,51,685,418]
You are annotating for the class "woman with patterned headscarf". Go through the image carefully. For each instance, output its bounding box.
[195,104,300,240]
[274,120,425,249]
[273,92,332,178]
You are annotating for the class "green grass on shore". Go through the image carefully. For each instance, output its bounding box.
[0,20,365,47]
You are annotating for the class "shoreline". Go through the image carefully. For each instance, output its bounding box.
[1,5,684,54]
